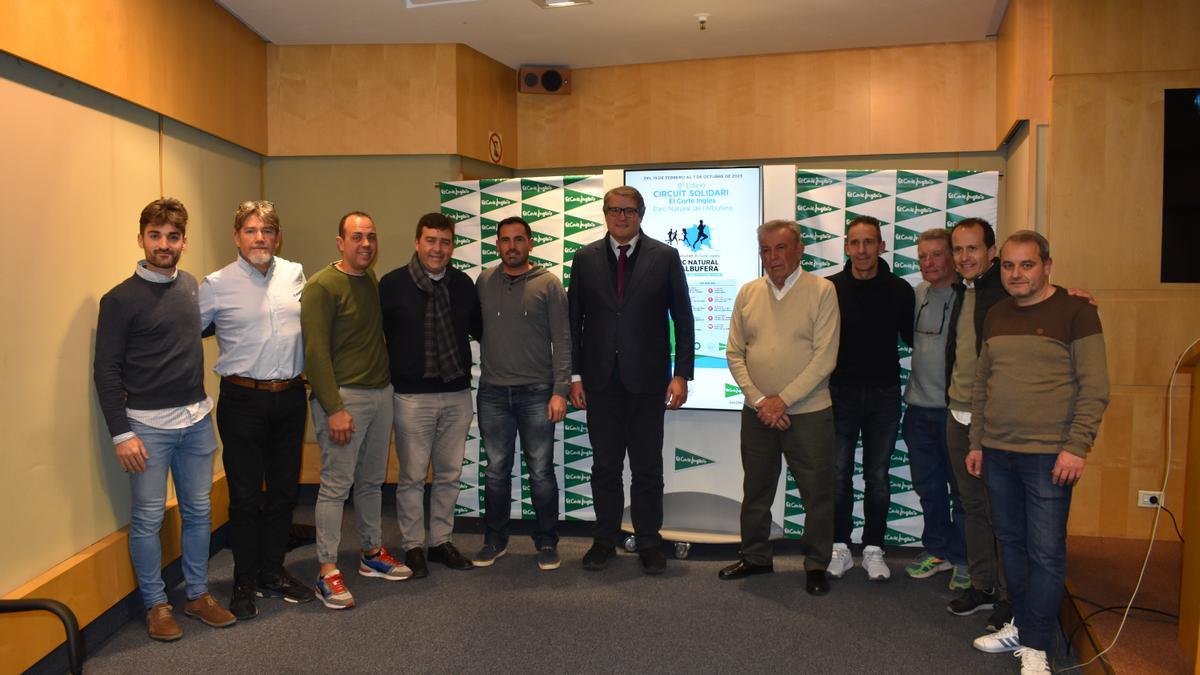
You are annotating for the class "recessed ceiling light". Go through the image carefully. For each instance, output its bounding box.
[405,0,480,8]
[532,0,592,8]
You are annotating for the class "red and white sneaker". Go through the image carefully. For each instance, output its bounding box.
[315,570,355,610]
[359,547,413,581]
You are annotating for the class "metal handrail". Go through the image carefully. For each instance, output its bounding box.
[0,598,85,674]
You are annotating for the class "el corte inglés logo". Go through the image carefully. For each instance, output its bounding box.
[443,208,473,223]
[564,189,600,207]
[724,383,741,398]
[439,184,473,200]
[675,448,715,471]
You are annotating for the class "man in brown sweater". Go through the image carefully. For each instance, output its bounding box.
[719,219,840,596]
[966,231,1108,674]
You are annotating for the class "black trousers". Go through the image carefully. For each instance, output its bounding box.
[216,380,307,584]
[585,370,666,548]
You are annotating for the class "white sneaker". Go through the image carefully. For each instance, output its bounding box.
[861,545,890,581]
[974,621,1021,653]
[1014,646,1050,674]
[828,542,852,578]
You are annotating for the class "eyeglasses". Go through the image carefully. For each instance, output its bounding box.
[604,207,641,218]
[915,299,950,336]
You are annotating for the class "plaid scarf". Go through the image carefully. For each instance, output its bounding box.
[407,254,465,382]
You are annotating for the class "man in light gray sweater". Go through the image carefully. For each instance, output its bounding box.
[719,219,840,596]
[473,216,572,571]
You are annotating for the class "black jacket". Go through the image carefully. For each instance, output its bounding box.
[944,257,1008,401]
[828,258,915,387]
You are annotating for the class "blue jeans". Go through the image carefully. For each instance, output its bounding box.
[127,415,218,609]
[984,449,1073,652]
[902,405,967,565]
[477,383,559,549]
[831,383,901,547]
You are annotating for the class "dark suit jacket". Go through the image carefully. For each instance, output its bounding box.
[567,232,695,394]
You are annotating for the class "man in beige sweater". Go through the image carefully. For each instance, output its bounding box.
[718,219,840,595]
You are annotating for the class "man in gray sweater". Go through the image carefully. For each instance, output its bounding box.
[472,216,572,571]
[720,219,840,596]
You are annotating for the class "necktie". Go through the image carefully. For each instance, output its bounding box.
[617,244,630,301]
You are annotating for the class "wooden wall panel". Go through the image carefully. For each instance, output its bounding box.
[266,44,459,156]
[455,45,517,167]
[0,0,267,153]
[1052,0,1200,77]
[517,41,995,169]
[996,0,1050,144]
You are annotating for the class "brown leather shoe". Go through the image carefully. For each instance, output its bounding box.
[146,603,183,642]
[184,592,237,628]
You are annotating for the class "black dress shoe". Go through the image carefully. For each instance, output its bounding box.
[405,547,430,579]
[582,542,616,571]
[806,570,830,596]
[639,547,667,575]
[257,570,316,604]
[718,559,774,580]
[229,583,257,620]
[428,542,474,570]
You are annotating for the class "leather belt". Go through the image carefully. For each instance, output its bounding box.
[222,374,305,393]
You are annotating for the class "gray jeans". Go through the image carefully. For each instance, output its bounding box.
[946,413,1005,594]
[311,385,394,565]
[393,389,474,551]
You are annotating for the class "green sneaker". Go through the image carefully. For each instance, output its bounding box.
[949,564,971,590]
[905,551,952,579]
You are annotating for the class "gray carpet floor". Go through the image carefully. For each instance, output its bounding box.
[81,505,1067,674]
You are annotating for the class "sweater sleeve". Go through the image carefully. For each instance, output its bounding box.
[778,281,841,407]
[93,291,132,438]
[726,285,762,404]
[301,279,343,415]
[547,277,573,398]
[1065,309,1109,458]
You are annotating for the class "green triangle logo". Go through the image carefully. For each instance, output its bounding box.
[888,503,921,521]
[520,481,531,500]
[844,210,890,229]
[948,170,979,182]
[562,266,573,288]
[462,455,474,466]
[894,198,939,223]
[520,503,536,518]
[897,338,913,359]
[889,449,910,469]
[450,258,477,272]
[852,513,866,528]
[453,233,474,248]
[564,189,600,210]
[675,448,715,471]
[480,217,500,240]
[799,225,838,246]
[724,383,741,398]
[801,252,838,272]
[521,178,558,200]
[529,254,557,269]
[564,466,590,488]
[529,230,558,246]
[454,503,473,516]
[442,207,474,224]
[889,475,915,494]
[784,520,805,538]
[853,461,864,477]
[480,178,507,189]
[796,196,838,221]
[481,242,500,264]
[563,418,587,439]
[893,253,920,276]
[565,214,603,236]
[795,171,840,193]
[522,204,557,223]
[900,367,911,387]
[946,185,992,209]
[884,529,920,545]
[893,225,922,249]
[480,194,516,214]
[845,185,889,208]
[563,175,592,186]
[438,182,475,203]
[564,442,591,463]
[564,490,593,512]
[945,212,968,227]
[847,169,879,181]
[562,239,585,263]
[895,171,942,194]
[785,493,805,513]
[786,470,798,491]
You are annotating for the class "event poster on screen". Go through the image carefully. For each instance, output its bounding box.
[625,167,763,411]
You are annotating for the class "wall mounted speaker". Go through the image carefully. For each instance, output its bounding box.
[518,66,571,94]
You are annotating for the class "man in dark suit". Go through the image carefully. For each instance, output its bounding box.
[567,185,695,575]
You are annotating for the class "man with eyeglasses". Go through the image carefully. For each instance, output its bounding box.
[899,228,969,591]
[827,215,915,582]
[567,185,694,575]
[200,200,314,619]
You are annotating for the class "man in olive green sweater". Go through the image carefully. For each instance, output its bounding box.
[719,219,840,596]
[301,211,411,610]
[966,231,1108,674]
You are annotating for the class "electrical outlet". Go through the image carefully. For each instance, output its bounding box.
[1137,490,1163,508]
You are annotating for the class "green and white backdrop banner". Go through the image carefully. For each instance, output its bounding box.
[439,168,997,547]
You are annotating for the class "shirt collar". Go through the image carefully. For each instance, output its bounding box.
[135,260,177,283]
[609,233,640,256]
